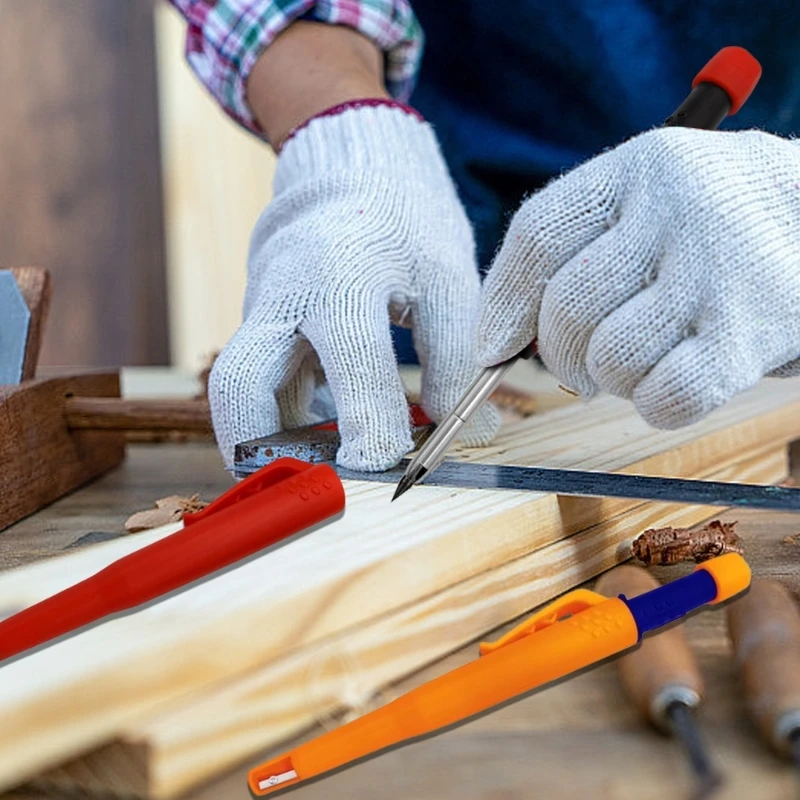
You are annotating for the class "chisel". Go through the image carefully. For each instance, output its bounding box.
[726,580,800,795]
[392,45,763,502]
[596,565,722,799]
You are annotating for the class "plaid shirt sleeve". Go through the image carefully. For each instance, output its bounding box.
[167,1,424,138]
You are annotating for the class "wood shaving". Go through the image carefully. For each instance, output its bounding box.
[125,495,209,533]
[632,519,743,565]
[784,535,799,545]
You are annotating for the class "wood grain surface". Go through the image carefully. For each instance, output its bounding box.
[32,449,787,799]
[1,379,800,796]
[1,447,797,800]
[0,373,126,532]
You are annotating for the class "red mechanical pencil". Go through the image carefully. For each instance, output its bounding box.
[0,457,344,662]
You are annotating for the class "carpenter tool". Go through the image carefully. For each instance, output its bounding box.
[0,266,218,532]
[248,553,750,794]
[235,454,800,513]
[392,45,764,502]
[0,266,51,384]
[0,458,344,663]
[726,580,800,793]
[596,565,721,799]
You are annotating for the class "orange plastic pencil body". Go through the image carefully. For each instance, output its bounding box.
[249,597,638,794]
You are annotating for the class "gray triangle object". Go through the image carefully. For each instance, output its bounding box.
[0,271,31,385]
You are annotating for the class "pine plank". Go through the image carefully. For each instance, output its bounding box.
[0,379,799,793]
[32,447,787,799]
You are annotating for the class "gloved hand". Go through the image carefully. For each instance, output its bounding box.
[477,127,800,429]
[209,103,499,470]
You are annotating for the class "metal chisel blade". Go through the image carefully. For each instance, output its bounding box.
[327,460,800,512]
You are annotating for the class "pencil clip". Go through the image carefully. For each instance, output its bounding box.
[182,457,317,527]
[479,589,607,655]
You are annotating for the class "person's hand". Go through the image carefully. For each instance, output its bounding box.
[477,127,800,429]
[209,104,499,470]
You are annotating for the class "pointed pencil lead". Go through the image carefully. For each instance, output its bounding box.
[392,475,414,502]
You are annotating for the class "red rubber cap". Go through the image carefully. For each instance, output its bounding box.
[692,46,762,115]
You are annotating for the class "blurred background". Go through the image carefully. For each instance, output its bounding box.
[0,0,277,374]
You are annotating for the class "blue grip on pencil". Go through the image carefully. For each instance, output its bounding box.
[622,570,718,639]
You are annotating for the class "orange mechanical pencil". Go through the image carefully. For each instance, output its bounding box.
[249,553,750,794]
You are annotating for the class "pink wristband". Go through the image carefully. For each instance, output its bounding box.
[281,98,425,151]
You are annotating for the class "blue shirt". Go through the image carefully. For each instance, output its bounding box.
[393,2,800,361]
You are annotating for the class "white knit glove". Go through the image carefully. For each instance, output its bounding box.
[209,105,499,470]
[477,128,800,429]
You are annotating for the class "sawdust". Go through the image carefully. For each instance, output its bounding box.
[124,495,209,533]
[632,519,743,565]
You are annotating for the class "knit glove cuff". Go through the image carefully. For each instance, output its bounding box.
[274,101,454,194]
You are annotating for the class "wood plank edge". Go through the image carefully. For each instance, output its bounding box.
[30,448,787,799]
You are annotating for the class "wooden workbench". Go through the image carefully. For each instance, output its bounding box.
[1,373,799,800]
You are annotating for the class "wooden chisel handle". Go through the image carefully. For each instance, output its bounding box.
[595,565,705,727]
[64,397,212,433]
[726,579,800,757]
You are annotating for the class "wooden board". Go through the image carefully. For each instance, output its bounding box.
[2,445,798,800]
[31,447,788,799]
[0,373,126,531]
[0,379,800,793]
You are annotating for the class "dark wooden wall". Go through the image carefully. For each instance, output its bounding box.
[0,0,169,367]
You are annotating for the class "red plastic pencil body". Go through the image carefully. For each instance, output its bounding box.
[0,458,345,662]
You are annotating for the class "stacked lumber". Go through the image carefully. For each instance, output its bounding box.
[1,378,800,799]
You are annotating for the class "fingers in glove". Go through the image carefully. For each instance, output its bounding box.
[413,265,500,447]
[585,277,701,399]
[477,151,620,366]
[632,331,759,429]
[302,288,413,472]
[208,316,303,468]
[537,219,665,396]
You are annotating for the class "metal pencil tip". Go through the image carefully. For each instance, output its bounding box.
[391,475,414,502]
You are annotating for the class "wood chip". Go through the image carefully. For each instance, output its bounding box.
[784,535,799,545]
[632,519,743,565]
[124,495,209,533]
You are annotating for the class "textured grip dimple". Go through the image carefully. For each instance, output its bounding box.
[281,469,339,503]
[565,602,632,640]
